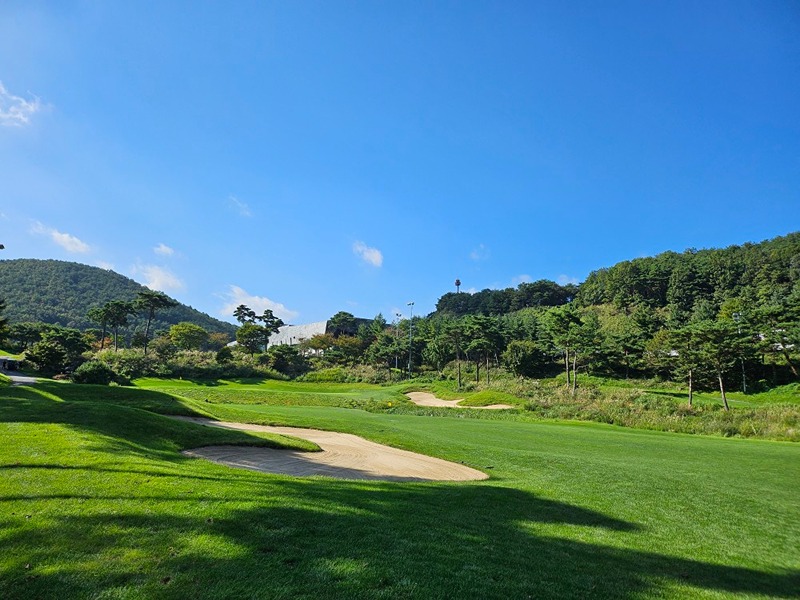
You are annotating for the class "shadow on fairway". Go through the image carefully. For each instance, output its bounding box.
[646,390,691,401]
[0,385,309,463]
[2,383,798,599]
[1,475,798,599]
[3,381,198,415]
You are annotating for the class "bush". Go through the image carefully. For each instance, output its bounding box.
[95,349,160,380]
[71,360,124,385]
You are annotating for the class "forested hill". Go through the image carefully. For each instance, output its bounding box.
[433,232,800,320]
[576,232,800,322]
[0,259,236,335]
[435,279,577,316]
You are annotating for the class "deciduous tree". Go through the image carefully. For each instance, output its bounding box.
[169,322,210,351]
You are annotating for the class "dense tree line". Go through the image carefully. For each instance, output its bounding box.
[435,279,577,316]
[294,233,800,405]
[3,233,798,405]
[576,232,800,322]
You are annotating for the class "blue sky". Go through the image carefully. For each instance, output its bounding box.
[1,1,798,324]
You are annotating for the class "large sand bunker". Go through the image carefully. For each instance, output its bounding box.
[405,392,514,410]
[175,417,487,482]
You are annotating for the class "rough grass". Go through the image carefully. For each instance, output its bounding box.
[401,375,800,441]
[1,379,799,599]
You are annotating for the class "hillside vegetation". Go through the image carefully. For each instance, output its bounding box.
[0,259,235,335]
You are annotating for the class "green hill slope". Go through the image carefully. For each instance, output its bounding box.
[0,259,235,335]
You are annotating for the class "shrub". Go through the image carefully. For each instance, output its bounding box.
[71,360,123,385]
[95,349,159,379]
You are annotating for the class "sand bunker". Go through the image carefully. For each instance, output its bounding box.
[405,392,514,410]
[175,416,487,482]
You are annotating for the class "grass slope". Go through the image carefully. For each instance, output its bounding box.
[1,380,799,599]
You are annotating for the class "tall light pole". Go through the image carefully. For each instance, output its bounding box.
[733,312,747,393]
[394,313,402,376]
[407,302,414,378]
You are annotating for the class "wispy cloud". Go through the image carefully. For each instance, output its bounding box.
[131,264,185,293]
[353,241,383,267]
[0,81,42,127]
[470,244,490,262]
[31,221,91,253]
[153,243,175,256]
[220,285,299,322]
[512,274,532,285]
[228,195,252,217]
[557,274,580,285]
[464,287,478,294]
[95,261,115,271]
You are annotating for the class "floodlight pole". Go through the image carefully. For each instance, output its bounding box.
[395,313,402,375]
[733,312,746,393]
[407,302,414,379]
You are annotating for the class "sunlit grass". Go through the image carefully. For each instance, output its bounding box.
[2,380,798,598]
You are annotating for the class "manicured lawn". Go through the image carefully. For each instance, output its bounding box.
[135,377,406,409]
[1,380,799,598]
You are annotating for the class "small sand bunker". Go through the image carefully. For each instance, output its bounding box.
[175,417,487,482]
[405,392,514,410]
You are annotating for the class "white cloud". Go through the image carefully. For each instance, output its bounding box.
[228,195,252,217]
[31,221,91,253]
[353,241,383,267]
[154,243,175,256]
[470,244,490,261]
[132,264,185,293]
[557,274,580,285]
[220,285,299,322]
[95,261,115,271]
[464,287,478,294]
[0,81,42,127]
[512,274,532,285]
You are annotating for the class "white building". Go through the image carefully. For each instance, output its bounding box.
[268,320,329,348]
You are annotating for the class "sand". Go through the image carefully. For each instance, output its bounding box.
[405,391,514,410]
[174,416,487,482]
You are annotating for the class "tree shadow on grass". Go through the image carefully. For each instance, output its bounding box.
[0,386,309,463]
[646,390,691,401]
[2,384,798,599]
[1,473,797,599]
[182,378,224,387]
[18,380,202,414]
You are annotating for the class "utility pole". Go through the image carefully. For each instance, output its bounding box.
[407,302,414,378]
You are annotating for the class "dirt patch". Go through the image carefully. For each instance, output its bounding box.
[405,392,514,410]
[174,416,487,482]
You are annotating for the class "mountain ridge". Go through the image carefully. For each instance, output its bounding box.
[0,258,236,335]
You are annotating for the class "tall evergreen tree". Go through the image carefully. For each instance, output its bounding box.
[136,290,178,356]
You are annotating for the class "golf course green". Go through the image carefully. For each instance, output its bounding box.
[1,378,798,599]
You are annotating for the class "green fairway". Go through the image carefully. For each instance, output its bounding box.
[2,381,799,599]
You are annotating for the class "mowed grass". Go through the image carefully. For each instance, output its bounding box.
[1,380,799,599]
[136,377,405,409]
